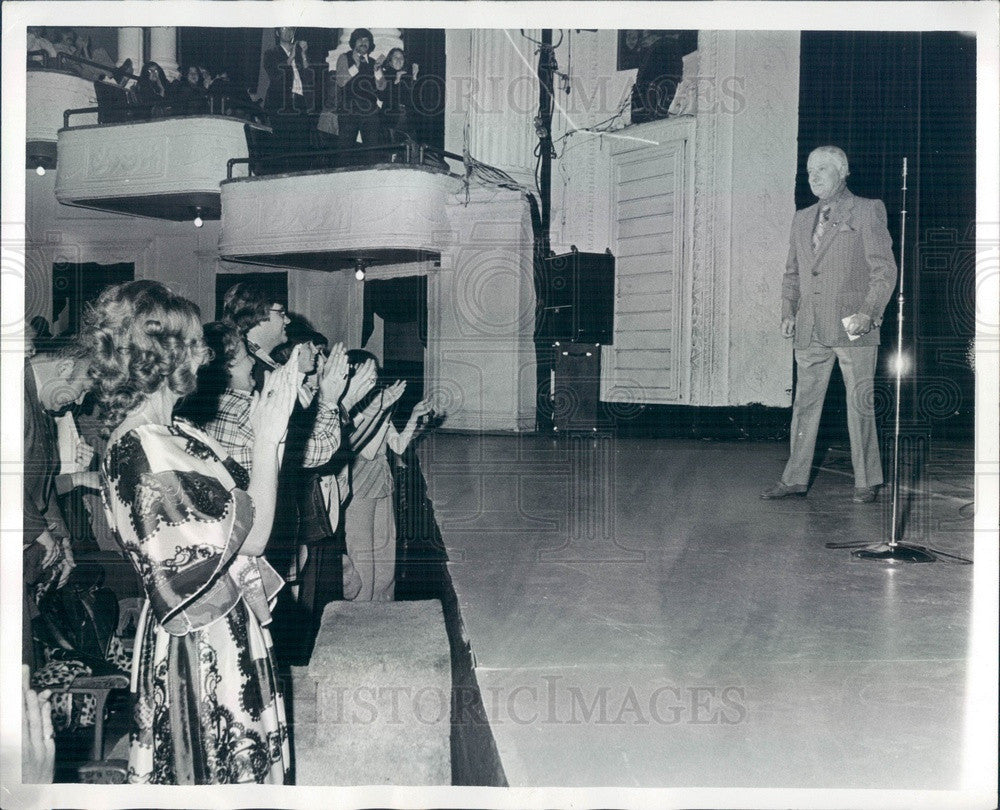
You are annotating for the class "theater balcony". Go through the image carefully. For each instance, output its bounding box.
[219,153,538,433]
[27,54,98,171]
[219,151,460,271]
[54,84,263,222]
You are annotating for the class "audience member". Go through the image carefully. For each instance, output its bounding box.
[49,28,81,70]
[200,311,355,577]
[631,30,685,124]
[336,28,386,158]
[72,34,118,82]
[87,280,298,784]
[263,27,311,114]
[342,349,434,601]
[21,666,55,784]
[379,47,418,143]
[221,281,289,387]
[27,27,58,63]
[23,338,92,668]
[270,328,333,591]
[171,64,208,112]
[135,61,170,107]
[26,316,52,358]
[262,27,316,158]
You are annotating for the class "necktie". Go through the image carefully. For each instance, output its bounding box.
[812,204,831,253]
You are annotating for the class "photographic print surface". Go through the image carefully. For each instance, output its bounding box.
[2,3,997,809]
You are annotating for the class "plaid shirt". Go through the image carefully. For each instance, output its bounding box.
[202,388,341,474]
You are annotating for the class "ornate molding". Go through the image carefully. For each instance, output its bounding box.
[688,31,800,407]
[56,117,249,200]
[689,30,736,407]
[727,32,800,406]
[466,30,539,188]
[220,168,458,258]
[26,72,96,143]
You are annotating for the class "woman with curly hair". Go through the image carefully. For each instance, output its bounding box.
[86,280,301,784]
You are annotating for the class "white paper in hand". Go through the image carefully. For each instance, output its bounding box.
[56,413,82,474]
[842,316,862,341]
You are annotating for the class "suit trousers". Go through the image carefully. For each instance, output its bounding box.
[782,340,884,489]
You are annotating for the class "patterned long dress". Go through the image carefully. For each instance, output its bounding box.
[100,419,290,784]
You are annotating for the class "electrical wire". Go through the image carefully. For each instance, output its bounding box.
[460,120,532,200]
[552,87,634,156]
[520,29,564,51]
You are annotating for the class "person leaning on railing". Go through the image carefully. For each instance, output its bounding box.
[27,27,58,66]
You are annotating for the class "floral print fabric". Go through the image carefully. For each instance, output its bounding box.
[101,420,289,784]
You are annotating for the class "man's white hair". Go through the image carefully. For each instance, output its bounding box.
[808,145,850,178]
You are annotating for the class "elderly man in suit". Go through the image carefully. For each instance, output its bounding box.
[762,146,898,504]
[24,339,94,667]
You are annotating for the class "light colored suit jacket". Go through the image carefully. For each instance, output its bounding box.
[782,190,898,349]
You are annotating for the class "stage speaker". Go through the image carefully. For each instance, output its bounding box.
[538,247,614,344]
[551,342,608,432]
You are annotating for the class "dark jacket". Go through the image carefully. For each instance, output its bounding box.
[379,67,414,136]
[337,51,380,117]
[262,43,312,113]
[23,365,69,549]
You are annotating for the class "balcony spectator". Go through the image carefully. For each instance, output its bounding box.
[135,61,170,108]
[263,27,316,161]
[171,64,209,113]
[49,28,83,73]
[206,70,256,116]
[263,27,311,114]
[630,30,684,124]
[379,47,417,144]
[27,27,58,65]
[74,35,119,83]
[336,28,387,159]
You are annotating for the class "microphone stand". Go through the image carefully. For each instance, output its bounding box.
[826,158,940,563]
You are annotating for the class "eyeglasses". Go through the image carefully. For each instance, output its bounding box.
[270,306,287,318]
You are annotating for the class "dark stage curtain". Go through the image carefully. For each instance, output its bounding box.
[177,28,266,100]
[798,32,975,437]
[400,29,446,150]
[362,276,428,348]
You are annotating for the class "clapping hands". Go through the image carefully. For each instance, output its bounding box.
[380,380,407,410]
[407,397,436,432]
[410,398,434,422]
[251,345,302,445]
[317,343,350,407]
[343,358,377,410]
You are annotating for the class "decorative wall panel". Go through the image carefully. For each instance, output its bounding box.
[55,117,250,203]
[605,119,693,405]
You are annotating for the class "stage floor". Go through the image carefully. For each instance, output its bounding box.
[416,432,976,789]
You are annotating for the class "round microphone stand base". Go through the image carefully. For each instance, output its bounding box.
[851,543,937,563]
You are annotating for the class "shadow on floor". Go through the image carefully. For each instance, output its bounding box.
[394,441,508,787]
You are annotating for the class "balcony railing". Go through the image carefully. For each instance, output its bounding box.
[227,137,463,178]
